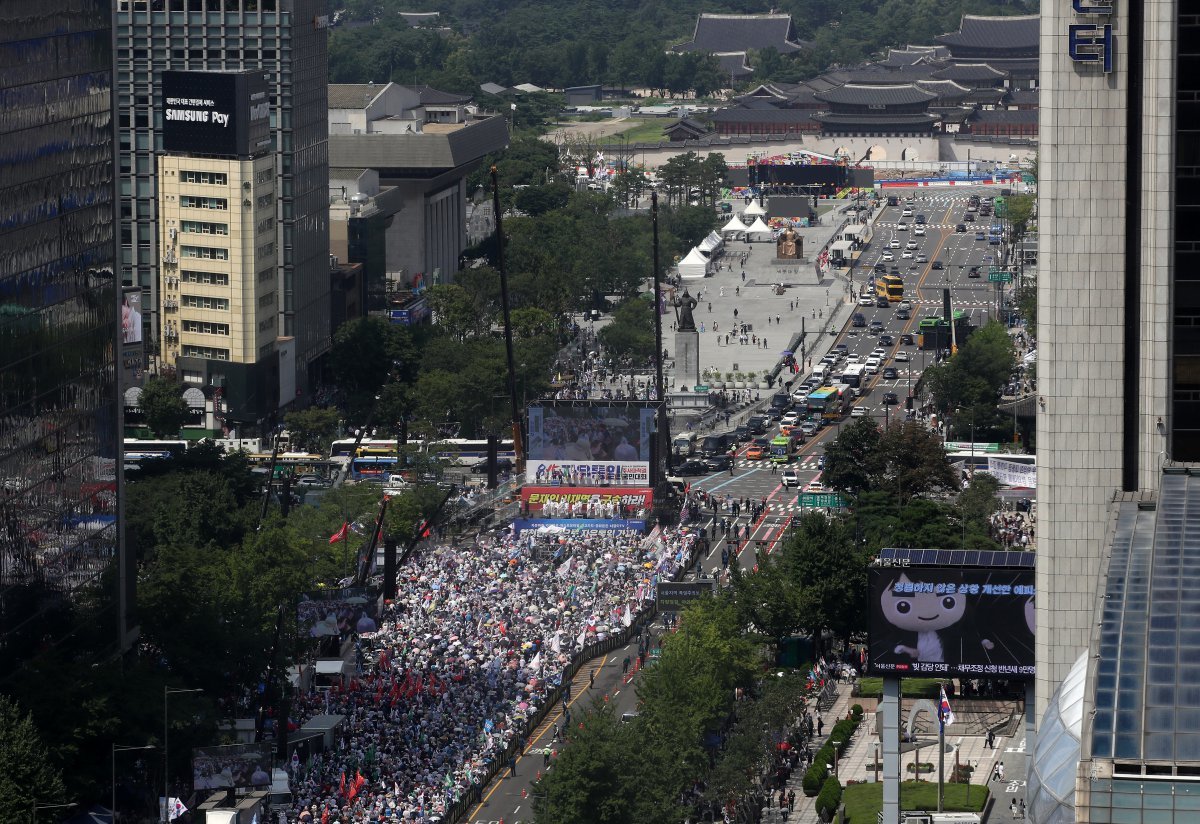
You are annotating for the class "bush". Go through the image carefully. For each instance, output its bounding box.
[816,775,843,821]
[851,703,864,719]
[803,760,825,796]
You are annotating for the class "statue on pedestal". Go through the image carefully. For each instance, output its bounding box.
[776,227,801,260]
[676,288,698,332]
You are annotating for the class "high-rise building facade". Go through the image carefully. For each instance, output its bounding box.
[0,0,134,664]
[116,0,330,402]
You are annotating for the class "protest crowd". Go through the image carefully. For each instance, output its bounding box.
[285,525,697,823]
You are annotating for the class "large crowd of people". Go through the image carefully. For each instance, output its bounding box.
[286,525,697,823]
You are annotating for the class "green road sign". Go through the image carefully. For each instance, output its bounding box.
[798,492,846,508]
[988,270,1012,283]
[694,385,710,392]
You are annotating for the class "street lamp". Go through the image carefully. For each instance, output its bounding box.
[829,740,843,780]
[31,802,76,823]
[163,687,202,823]
[113,744,156,824]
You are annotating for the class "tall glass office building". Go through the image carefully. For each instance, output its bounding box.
[0,0,132,665]
[116,0,330,398]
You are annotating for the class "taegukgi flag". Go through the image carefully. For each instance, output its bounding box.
[939,685,955,727]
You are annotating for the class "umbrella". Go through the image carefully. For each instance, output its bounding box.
[780,350,793,356]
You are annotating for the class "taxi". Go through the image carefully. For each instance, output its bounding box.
[746,445,767,460]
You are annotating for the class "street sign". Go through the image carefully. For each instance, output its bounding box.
[694,385,710,392]
[988,270,1012,283]
[798,492,846,508]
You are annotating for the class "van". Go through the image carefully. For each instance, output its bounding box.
[270,768,293,808]
[701,434,731,457]
[672,432,697,457]
[852,313,867,327]
[770,392,791,411]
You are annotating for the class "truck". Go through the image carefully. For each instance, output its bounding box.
[770,433,798,464]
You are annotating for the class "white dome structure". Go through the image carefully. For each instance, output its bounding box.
[1026,651,1087,824]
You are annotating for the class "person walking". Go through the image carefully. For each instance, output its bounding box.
[788,790,795,812]
[509,753,517,777]
[1011,800,1018,819]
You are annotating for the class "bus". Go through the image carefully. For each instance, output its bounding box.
[805,385,851,420]
[427,438,516,465]
[329,438,412,458]
[874,274,903,303]
[123,438,187,469]
[770,433,799,464]
[841,363,866,389]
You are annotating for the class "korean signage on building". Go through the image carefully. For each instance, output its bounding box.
[162,70,272,157]
[521,487,653,511]
[1068,0,1114,74]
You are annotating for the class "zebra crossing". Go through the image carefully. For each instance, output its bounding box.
[875,222,958,230]
[734,456,823,469]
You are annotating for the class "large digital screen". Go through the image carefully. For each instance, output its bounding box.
[162,70,271,157]
[296,588,377,638]
[521,486,653,514]
[867,566,1035,679]
[192,743,273,790]
[526,401,658,485]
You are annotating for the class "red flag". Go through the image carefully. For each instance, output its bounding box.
[354,770,366,794]
[339,771,346,798]
[328,521,350,544]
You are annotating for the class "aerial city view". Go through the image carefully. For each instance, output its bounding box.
[1,0,1193,823]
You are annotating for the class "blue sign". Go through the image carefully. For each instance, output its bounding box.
[1069,23,1113,74]
[513,519,647,537]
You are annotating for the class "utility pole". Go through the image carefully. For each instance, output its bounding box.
[651,190,670,491]
[491,166,525,468]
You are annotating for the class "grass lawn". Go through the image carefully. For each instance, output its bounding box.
[855,677,944,698]
[607,119,671,145]
[843,781,989,824]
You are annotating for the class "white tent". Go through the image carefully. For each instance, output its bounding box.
[720,214,747,236]
[698,230,724,255]
[676,247,711,280]
[744,217,773,240]
[743,201,767,217]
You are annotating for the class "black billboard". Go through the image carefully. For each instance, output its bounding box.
[526,400,660,485]
[162,70,271,157]
[657,581,716,611]
[192,743,273,790]
[867,566,1035,679]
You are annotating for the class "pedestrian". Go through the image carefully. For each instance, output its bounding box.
[622,656,631,674]
[509,753,517,776]
[734,308,739,318]
[998,761,1006,781]
[817,717,824,737]
[986,729,994,749]
[589,669,595,688]
[1019,799,1026,818]
[788,790,795,812]
[544,748,551,768]
[1011,799,1018,819]
[741,271,746,282]
[708,302,712,312]
[776,315,781,325]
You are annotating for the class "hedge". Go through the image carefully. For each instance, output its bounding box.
[803,714,862,795]
[816,776,843,821]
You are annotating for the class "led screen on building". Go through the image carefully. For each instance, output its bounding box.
[162,70,271,157]
[192,743,273,790]
[526,401,658,485]
[867,566,1035,679]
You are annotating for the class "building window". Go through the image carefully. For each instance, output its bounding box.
[181,245,229,260]
[258,291,276,308]
[181,170,228,185]
[182,345,230,361]
[181,220,229,236]
[256,216,275,235]
[181,195,228,210]
[256,193,274,209]
[182,295,230,311]
[181,370,205,384]
[183,320,230,336]
[257,242,275,257]
[258,316,277,333]
[181,270,230,286]
[257,268,274,283]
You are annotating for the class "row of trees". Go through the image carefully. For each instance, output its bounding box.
[920,321,1018,443]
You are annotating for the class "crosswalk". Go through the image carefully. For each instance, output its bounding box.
[875,222,959,230]
[734,456,822,469]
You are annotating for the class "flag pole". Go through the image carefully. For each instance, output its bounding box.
[938,693,946,813]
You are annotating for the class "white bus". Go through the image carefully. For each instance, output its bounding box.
[841,363,867,388]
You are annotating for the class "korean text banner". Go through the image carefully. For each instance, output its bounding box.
[986,457,1037,489]
[522,486,653,509]
[512,519,646,537]
[867,566,1035,679]
[527,461,650,486]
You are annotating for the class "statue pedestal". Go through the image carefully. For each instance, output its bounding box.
[674,328,701,389]
[770,257,820,285]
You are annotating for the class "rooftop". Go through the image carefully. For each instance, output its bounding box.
[405,84,472,106]
[675,13,804,55]
[716,51,755,79]
[814,83,937,107]
[329,83,389,110]
[930,63,1008,82]
[935,14,1039,52]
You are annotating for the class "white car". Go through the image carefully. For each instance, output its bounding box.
[897,222,909,231]
[781,469,801,488]
[846,353,862,364]
[859,294,876,306]
[889,239,901,249]
[897,300,912,311]
[901,208,913,217]
[901,250,914,259]
[851,406,869,418]
[865,359,881,374]
[781,411,800,427]
[905,241,918,250]
[872,348,888,358]
[881,251,895,261]
[895,351,911,362]
[914,226,926,236]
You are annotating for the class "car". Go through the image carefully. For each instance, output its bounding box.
[852,313,867,327]
[915,214,926,224]
[733,424,751,442]
[845,353,862,364]
[956,223,967,233]
[964,212,976,222]
[914,226,926,236]
[781,468,801,488]
[781,411,800,427]
[768,408,784,421]
[874,262,887,272]
[932,260,944,270]
[915,254,928,263]
[834,343,849,355]
[746,445,767,460]
[895,351,911,362]
[975,232,986,242]
[901,250,913,259]
[881,251,895,262]
[704,454,733,471]
[905,241,918,250]
[876,295,890,308]
[865,359,881,374]
[850,405,869,418]
[889,239,901,249]
[752,436,770,448]
[800,421,819,436]
[471,458,514,474]
[675,459,709,476]
[969,266,982,278]
[896,308,911,320]
[747,415,769,435]
[967,203,978,213]
[817,455,826,470]
[879,334,896,346]
[859,293,876,306]
[882,367,899,379]
[868,319,884,333]
[296,474,327,487]
[882,391,900,405]
[897,221,909,230]
[896,301,911,312]
[901,208,913,217]
[900,333,915,345]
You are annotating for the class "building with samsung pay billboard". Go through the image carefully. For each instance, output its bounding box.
[157,70,291,425]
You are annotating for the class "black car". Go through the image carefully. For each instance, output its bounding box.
[879,334,895,346]
[874,262,887,273]
[882,367,899,379]
[746,415,769,435]
[876,295,890,308]
[733,424,752,442]
[752,436,771,448]
[882,391,899,405]
[852,312,867,327]
[896,308,911,320]
[471,457,513,474]
[675,460,709,476]
[704,454,733,471]
[931,260,944,270]
[964,213,975,222]
[956,224,967,233]
[969,266,982,279]
[900,333,915,345]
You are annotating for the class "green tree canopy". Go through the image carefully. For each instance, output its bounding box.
[284,406,341,453]
[0,695,65,822]
[139,376,189,438]
[597,296,656,369]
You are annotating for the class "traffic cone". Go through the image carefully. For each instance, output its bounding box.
[521,788,527,799]
[537,769,542,781]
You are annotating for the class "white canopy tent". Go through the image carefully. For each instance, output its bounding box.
[698,230,724,255]
[743,201,767,217]
[744,217,773,240]
[720,214,747,236]
[676,247,712,280]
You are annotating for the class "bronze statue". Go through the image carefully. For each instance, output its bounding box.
[676,288,698,332]
[776,227,800,259]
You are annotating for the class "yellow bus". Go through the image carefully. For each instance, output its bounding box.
[875,274,903,303]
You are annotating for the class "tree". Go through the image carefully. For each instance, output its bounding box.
[821,418,883,494]
[533,703,635,824]
[0,695,65,822]
[597,296,655,372]
[959,473,1001,528]
[284,406,341,453]
[514,181,573,216]
[876,421,959,502]
[782,513,870,648]
[328,316,420,419]
[139,376,189,437]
